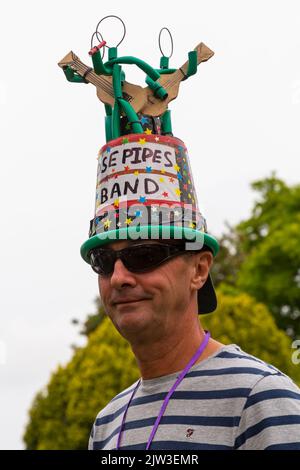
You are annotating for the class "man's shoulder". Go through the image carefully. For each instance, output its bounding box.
[196,344,299,393]
[94,379,140,424]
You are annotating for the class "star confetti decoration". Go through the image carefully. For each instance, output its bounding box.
[135,210,142,217]
[124,165,130,171]
[139,196,146,203]
[155,136,160,142]
[174,164,180,172]
[174,210,180,217]
[183,184,188,191]
[177,173,183,180]
[159,177,165,183]
[189,222,196,229]
[162,191,169,198]
[175,188,182,197]
[122,137,129,144]
[146,166,152,173]
[169,177,175,183]
[106,146,111,153]
[113,198,119,208]
[125,123,131,130]
[145,128,152,135]
[139,138,146,145]
[160,169,166,174]
[140,116,149,125]
[104,219,111,229]
[134,170,139,176]
[126,218,132,225]
[151,206,157,212]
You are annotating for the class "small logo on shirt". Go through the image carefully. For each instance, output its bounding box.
[186,428,194,438]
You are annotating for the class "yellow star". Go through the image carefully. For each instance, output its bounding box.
[189,222,196,229]
[188,179,191,184]
[113,198,119,208]
[160,169,166,174]
[174,164,180,172]
[188,194,192,199]
[145,128,152,135]
[134,170,139,176]
[104,219,111,228]
[139,138,146,145]
[175,188,182,197]
[126,217,132,225]
[159,177,165,183]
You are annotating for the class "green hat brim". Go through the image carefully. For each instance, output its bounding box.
[80,225,219,264]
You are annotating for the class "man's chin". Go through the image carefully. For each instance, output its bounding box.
[112,304,153,339]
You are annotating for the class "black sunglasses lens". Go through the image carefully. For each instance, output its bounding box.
[121,245,175,272]
[90,244,185,275]
[90,250,115,275]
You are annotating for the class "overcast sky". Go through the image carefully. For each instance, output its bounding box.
[0,0,299,449]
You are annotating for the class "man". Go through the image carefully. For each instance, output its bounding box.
[87,238,300,450]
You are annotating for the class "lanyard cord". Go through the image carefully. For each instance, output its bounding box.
[116,331,211,450]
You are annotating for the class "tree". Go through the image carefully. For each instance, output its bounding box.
[235,175,300,337]
[23,291,300,450]
[211,175,300,338]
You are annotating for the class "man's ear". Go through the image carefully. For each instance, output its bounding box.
[190,251,213,291]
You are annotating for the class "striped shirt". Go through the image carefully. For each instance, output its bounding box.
[88,344,300,450]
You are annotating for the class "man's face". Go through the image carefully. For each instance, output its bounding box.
[97,240,211,344]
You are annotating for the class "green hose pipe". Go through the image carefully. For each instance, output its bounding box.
[106,56,160,81]
[63,66,87,83]
[185,50,197,79]
[118,98,143,134]
[145,76,168,100]
[91,50,112,75]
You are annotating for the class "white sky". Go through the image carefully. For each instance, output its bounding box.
[0,0,299,449]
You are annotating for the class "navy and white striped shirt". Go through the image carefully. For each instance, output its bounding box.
[89,344,300,450]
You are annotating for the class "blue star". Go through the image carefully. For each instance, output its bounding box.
[139,196,146,203]
[177,172,183,180]
[146,166,152,172]
[140,116,149,125]
[106,146,111,153]
[135,210,142,217]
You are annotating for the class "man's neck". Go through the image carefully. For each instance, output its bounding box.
[131,326,223,380]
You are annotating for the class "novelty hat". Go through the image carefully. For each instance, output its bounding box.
[58,18,219,313]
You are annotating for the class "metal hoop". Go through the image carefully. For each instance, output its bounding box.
[96,15,126,48]
[158,27,173,58]
[90,31,105,59]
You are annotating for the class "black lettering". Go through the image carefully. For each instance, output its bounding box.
[131,147,143,164]
[145,178,159,194]
[142,147,154,162]
[101,156,108,173]
[124,179,139,195]
[153,149,162,164]
[100,187,108,203]
[122,148,134,164]
[109,150,118,167]
[164,151,173,167]
[111,183,121,198]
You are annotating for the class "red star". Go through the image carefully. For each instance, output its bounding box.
[114,174,118,179]
[162,191,169,197]
[183,184,188,190]
[169,177,174,183]
[124,165,130,171]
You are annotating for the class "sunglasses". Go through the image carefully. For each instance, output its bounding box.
[89,243,194,276]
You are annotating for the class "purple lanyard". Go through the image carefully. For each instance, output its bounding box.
[116,331,210,450]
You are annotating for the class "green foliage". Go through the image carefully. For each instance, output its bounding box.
[23,317,139,450]
[202,290,300,384]
[24,291,299,450]
[234,175,300,336]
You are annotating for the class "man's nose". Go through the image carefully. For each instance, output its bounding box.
[110,258,137,288]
